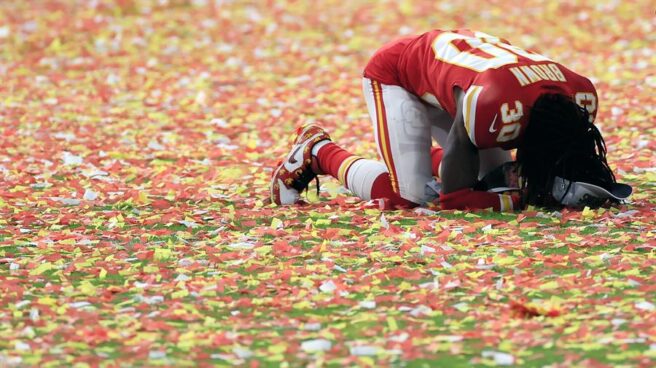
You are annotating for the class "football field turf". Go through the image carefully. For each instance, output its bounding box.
[0,0,654,366]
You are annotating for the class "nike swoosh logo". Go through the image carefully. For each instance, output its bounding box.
[488,114,499,133]
[288,145,302,164]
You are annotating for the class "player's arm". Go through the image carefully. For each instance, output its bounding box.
[440,88,479,193]
[439,88,522,212]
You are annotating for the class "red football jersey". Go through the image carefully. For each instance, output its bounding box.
[364,29,598,149]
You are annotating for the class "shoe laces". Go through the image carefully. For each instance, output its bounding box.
[290,166,319,193]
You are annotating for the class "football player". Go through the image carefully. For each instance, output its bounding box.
[270,29,630,211]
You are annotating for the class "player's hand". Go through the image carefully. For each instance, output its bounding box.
[474,161,521,192]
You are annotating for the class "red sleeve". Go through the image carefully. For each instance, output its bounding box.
[462,83,529,150]
[440,188,522,212]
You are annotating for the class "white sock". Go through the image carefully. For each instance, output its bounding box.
[345,159,387,200]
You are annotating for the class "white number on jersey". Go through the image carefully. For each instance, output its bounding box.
[432,31,551,72]
[575,92,597,122]
[497,101,524,143]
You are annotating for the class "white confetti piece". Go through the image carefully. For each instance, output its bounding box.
[233,346,253,359]
[83,189,99,201]
[611,318,626,327]
[635,301,655,311]
[301,339,331,352]
[350,345,378,356]
[50,197,81,206]
[414,207,438,215]
[178,220,198,228]
[0,26,10,38]
[228,242,255,250]
[380,213,389,229]
[62,151,83,166]
[333,264,347,273]
[174,274,190,282]
[69,301,93,309]
[15,341,30,352]
[389,333,409,342]
[482,351,515,365]
[444,279,461,289]
[319,280,336,293]
[302,323,321,331]
[148,351,166,359]
[420,245,435,255]
[29,308,40,321]
[359,300,376,309]
[15,300,30,309]
[148,140,165,150]
[613,210,638,218]
[210,118,228,127]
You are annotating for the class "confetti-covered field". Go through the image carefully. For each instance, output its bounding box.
[1,0,655,367]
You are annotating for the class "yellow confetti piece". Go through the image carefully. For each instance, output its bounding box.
[539,280,559,290]
[78,281,96,296]
[314,218,331,226]
[292,300,312,309]
[38,297,57,306]
[270,217,283,229]
[358,357,376,366]
[142,265,160,273]
[154,248,172,261]
[255,246,272,255]
[581,206,595,220]
[171,289,189,299]
[267,343,287,354]
[30,263,53,276]
[387,316,398,331]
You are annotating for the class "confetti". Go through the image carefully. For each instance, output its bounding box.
[482,351,515,365]
[0,0,654,366]
[301,339,332,353]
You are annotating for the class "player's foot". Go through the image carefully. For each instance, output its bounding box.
[270,124,331,205]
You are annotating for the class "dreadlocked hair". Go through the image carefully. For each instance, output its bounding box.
[516,93,616,208]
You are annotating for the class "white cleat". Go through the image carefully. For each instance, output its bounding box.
[270,124,331,205]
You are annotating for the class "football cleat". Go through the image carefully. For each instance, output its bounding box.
[270,124,331,205]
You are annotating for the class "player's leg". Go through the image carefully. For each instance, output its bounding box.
[270,123,417,207]
[361,77,435,205]
[271,79,435,208]
[306,77,437,208]
[314,142,419,207]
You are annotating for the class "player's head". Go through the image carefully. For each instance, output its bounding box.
[516,93,616,207]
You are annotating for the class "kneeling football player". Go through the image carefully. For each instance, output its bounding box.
[271,29,630,211]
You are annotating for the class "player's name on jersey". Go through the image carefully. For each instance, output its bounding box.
[508,63,567,87]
